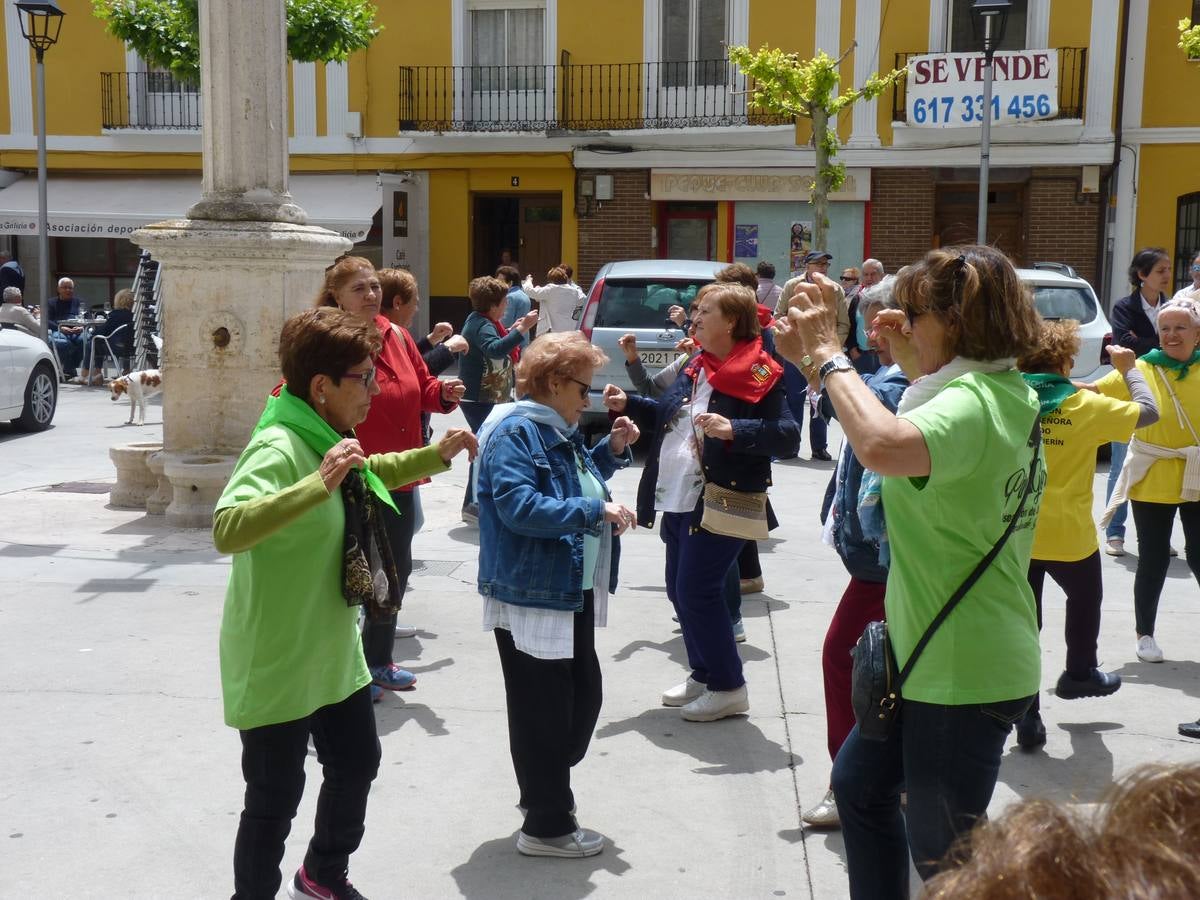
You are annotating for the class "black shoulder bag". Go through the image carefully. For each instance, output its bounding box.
[850,417,1042,742]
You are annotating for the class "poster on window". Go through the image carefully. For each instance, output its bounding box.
[734,224,759,258]
[789,221,813,275]
[905,50,1059,128]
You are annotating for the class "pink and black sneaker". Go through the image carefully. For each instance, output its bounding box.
[287,865,368,900]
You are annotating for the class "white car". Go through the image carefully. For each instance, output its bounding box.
[0,324,58,430]
[1018,263,1113,382]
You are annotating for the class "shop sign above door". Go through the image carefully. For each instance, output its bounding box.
[650,169,870,203]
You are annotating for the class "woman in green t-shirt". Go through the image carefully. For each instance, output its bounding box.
[774,246,1044,899]
[213,308,476,900]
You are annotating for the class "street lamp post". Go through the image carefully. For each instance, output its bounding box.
[972,0,1010,245]
[14,1,65,345]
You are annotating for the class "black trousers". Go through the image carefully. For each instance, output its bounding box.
[231,686,380,900]
[361,489,415,669]
[1027,550,1104,678]
[1131,499,1200,636]
[494,590,602,838]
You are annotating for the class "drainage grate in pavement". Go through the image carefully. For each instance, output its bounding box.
[412,559,462,577]
[44,482,114,494]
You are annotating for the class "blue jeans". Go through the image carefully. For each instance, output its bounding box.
[661,511,745,691]
[831,696,1032,899]
[783,360,827,454]
[1105,441,1128,539]
[50,330,84,372]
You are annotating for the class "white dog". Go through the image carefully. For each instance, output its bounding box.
[109,369,163,425]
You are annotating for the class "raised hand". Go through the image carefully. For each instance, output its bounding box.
[1107,344,1136,374]
[444,334,468,354]
[440,378,466,403]
[609,415,641,454]
[428,322,453,345]
[517,309,540,333]
[617,333,639,363]
[319,438,367,492]
[437,427,479,463]
[602,383,628,413]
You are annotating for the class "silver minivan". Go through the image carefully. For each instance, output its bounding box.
[577,259,720,435]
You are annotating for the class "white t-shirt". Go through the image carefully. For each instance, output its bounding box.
[654,370,712,513]
[1172,285,1200,302]
[1142,293,1162,333]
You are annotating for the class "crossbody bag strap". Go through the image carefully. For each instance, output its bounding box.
[895,415,1042,689]
[1155,367,1200,445]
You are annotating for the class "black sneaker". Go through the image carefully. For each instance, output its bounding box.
[1178,720,1200,739]
[288,866,368,900]
[811,449,833,461]
[1015,710,1046,750]
[1055,668,1121,700]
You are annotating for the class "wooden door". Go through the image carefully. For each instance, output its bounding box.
[934,185,1025,263]
[518,196,562,281]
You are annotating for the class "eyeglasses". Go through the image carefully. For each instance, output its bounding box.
[567,377,590,400]
[1192,264,1200,272]
[904,307,925,326]
[341,366,376,387]
[840,276,857,283]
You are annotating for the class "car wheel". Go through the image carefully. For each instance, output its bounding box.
[16,362,57,431]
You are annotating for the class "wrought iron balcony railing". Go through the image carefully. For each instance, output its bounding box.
[890,46,1087,123]
[398,55,792,133]
[102,71,202,130]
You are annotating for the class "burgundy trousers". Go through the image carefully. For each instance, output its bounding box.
[822,577,887,763]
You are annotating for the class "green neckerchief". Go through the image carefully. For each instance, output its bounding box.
[253,386,397,512]
[1140,349,1200,381]
[1022,373,1077,418]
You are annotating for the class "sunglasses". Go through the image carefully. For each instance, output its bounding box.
[840,275,857,283]
[567,377,590,400]
[341,366,377,387]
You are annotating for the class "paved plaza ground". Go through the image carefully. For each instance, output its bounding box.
[2,385,1199,898]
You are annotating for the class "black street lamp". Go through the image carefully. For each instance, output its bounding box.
[971,0,1011,245]
[15,1,65,346]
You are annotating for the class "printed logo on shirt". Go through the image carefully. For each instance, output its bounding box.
[751,363,772,384]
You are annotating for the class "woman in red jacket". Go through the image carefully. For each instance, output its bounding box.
[317,256,466,700]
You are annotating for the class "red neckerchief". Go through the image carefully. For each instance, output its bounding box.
[685,336,782,404]
[491,315,521,364]
[756,304,775,329]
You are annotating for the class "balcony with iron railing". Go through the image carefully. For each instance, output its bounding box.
[102,71,202,130]
[890,47,1087,123]
[398,53,792,133]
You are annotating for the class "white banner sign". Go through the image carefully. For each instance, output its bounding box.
[905,50,1059,128]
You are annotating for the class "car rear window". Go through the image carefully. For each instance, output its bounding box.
[594,279,711,328]
[1032,285,1097,323]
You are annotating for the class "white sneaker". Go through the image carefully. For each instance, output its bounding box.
[801,789,841,829]
[681,685,749,722]
[394,624,418,638]
[1105,538,1125,556]
[661,676,706,707]
[1137,635,1164,663]
[516,828,604,858]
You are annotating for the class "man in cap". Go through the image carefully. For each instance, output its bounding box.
[773,250,850,461]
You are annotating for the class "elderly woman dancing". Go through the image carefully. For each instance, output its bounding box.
[214,308,476,900]
[775,246,1044,899]
[475,332,639,859]
[605,283,799,722]
[1092,297,1200,671]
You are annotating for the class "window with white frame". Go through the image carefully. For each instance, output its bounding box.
[470,2,546,91]
[661,0,728,87]
[948,0,1028,52]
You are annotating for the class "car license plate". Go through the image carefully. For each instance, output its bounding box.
[640,349,681,368]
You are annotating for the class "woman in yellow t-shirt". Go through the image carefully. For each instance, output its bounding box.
[1091,298,1200,668]
[1017,321,1157,748]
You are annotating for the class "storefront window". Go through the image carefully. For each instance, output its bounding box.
[54,237,141,308]
[948,0,1028,52]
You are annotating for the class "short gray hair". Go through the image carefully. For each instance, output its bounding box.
[57,277,73,288]
[1161,297,1200,327]
[2,286,20,302]
[860,275,898,315]
[862,258,885,275]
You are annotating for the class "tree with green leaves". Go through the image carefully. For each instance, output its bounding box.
[730,44,906,250]
[1180,18,1200,60]
[92,0,381,84]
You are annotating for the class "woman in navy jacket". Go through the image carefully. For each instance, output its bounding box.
[604,283,799,723]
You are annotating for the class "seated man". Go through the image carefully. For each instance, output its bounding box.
[48,277,85,377]
[0,286,39,338]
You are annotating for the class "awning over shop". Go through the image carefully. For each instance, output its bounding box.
[0,173,382,242]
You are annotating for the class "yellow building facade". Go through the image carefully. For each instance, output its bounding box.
[0,1,1195,327]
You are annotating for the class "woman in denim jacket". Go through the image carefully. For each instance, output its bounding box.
[603,284,800,723]
[475,332,639,860]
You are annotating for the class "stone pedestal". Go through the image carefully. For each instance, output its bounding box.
[161,451,239,529]
[109,442,164,509]
[145,450,172,516]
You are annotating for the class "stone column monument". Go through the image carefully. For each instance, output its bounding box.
[127,0,351,527]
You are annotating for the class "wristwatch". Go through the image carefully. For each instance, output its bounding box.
[817,354,855,390]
